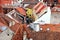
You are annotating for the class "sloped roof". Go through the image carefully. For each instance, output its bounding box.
[0,0,12,5]
[58,0,60,3]
[10,23,21,33]
[0,14,14,26]
[0,22,6,26]
[51,4,60,12]
[12,23,23,40]
[0,16,8,26]
[22,0,39,4]
[0,6,4,14]
[33,2,47,14]
[16,7,26,16]
[26,4,35,9]
[23,0,38,2]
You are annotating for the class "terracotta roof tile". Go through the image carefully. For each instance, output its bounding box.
[1,0,12,4]
[0,14,14,26]
[23,0,38,2]
[0,6,4,14]
[12,23,23,40]
[33,2,47,14]
[26,4,35,9]
[16,7,26,16]
[36,5,46,14]
[33,2,43,10]
[0,22,6,26]
[10,23,21,33]
[0,16,8,26]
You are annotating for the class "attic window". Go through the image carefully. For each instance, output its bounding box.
[7,34,9,36]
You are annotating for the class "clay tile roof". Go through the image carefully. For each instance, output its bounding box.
[16,7,26,16]
[22,0,39,4]
[1,0,12,4]
[22,0,39,3]
[0,14,14,26]
[58,0,60,3]
[33,2,47,14]
[10,23,21,33]
[0,16,8,26]
[0,6,4,14]
[1,14,13,22]
[0,22,6,26]
[26,4,35,9]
